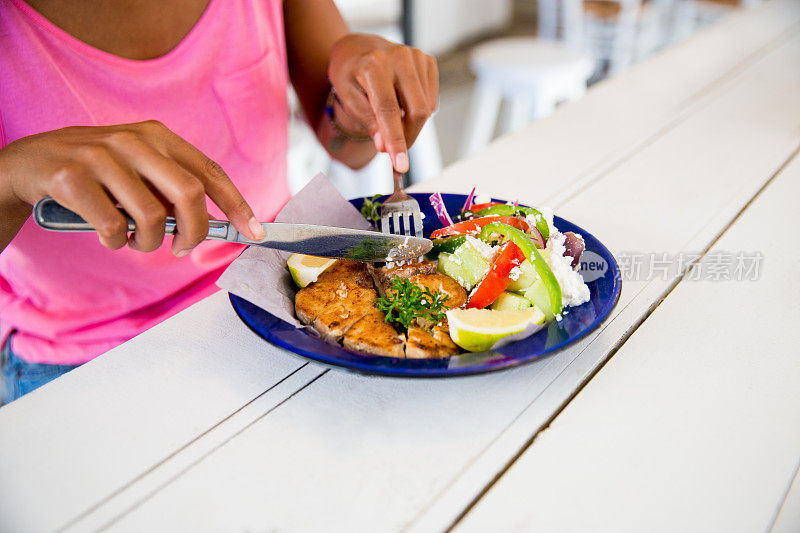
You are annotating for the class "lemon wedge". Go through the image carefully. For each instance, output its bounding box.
[446,307,545,352]
[287,253,336,288]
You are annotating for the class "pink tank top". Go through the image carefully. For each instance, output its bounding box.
[0,0,291,364]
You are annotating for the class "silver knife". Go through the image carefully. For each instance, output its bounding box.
[32,197,432,262]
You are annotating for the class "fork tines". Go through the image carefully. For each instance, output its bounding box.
[380,200,424,267]
[380,208,421,237]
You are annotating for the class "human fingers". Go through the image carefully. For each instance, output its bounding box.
[357,61,409,172]
[47,163,129,250]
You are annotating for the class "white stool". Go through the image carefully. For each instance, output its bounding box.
[459,38,594,157]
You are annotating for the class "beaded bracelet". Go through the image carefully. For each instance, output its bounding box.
[325,88,372,142]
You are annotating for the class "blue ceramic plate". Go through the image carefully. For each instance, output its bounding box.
[229,193,621,377]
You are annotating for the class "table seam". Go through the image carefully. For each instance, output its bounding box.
[767,456,800,532]
[88,369,330,533]
[54,361,311,533]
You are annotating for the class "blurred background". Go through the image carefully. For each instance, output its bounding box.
[289,0,759,198]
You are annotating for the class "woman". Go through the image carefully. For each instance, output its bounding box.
[0,0,438,403]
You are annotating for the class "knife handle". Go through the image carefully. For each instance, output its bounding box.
[32,197,236,241]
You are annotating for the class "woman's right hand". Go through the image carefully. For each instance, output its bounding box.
[0,120,264,256]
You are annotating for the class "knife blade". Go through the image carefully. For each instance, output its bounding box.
[32,197,432,262]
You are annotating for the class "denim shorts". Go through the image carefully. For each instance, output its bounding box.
[0,335,79,406]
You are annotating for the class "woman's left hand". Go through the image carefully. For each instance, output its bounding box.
[327,34,439,173]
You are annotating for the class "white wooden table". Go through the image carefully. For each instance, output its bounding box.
[2,1,799,531]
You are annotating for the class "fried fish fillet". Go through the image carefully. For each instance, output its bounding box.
[295,260,373,324]
[343,308,405,357]
[295,279,361,324]
[316,260,373,287]
[377,264,467,358]
[407,273,468,310]
[295,258,465,358]
[406,323,459,359]
[372,261,438,296]
[311,284,378,342]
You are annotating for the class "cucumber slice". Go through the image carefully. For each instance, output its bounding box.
[431,236,467,255]
[523,279,558,321]
[454,240,491,289]
[506,259,538,293]
[438,252,470,290]
[490,291,533,311]
[439,240,492,290]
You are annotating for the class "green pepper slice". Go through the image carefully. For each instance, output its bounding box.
[427,235,467,258]
[474,205,550,241]
[479,222,562,316]
[515,207,550,241]
[474,204,515,217]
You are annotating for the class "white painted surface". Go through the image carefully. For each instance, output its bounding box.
[0,292,310,533]
[103,18,800,531]
[0,1,798,532]
[456,150,800,533]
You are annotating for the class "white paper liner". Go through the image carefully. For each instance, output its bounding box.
[216,173,372,328]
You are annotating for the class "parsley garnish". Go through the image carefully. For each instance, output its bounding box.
[375,278,450,329]
[360,194,382,226]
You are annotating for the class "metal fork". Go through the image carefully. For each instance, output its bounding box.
[380,170,424,265]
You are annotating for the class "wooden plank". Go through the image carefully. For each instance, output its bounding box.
[411,27,800,533]
[85,18,800,533]
[454,155,800,532]
[0,291,314,533]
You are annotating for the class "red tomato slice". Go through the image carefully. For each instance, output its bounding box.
[466,241,526,309]
[430,216,529,239]
[468,202,504,212]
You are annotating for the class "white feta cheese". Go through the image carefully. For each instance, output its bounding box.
[545,232,590,308]
[473,194,491,205]
[509,266,522,281]
[465,235,497,262]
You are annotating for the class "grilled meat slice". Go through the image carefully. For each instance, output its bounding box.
[295,258,465,358]
[432,321,459,352]
[372,261,438,296]
[406,325,459,358]
[295,260,373,324]
[343,308,405,357]
[312,284,378,342]
[376,265,467,358]
[407,273,467,310]
[316,259,373,287]
[295,279,361,324]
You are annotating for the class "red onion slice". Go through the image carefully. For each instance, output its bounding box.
[563,231,585,269]
[530,227,545,249]
[429,192,454,227]
[460,186,476,212]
